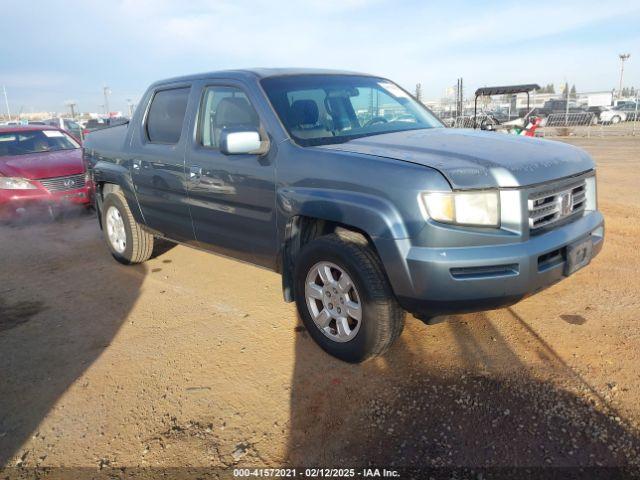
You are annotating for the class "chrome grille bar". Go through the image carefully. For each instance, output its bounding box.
[528,180,586,231]
[38,174,86,192]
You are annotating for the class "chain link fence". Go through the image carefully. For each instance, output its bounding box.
[427,90,640,137]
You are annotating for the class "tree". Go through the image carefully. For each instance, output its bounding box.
[570,85,577,99]
[535,84,556,94]
[621,87,637,98]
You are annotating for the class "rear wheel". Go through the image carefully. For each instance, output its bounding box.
[611,115,622,124]
[294,231,405,363]
[101,187,153,264]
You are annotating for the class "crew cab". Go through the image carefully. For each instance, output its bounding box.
[84,69,604,362]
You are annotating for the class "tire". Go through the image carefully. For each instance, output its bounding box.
[611,115,621,124]
[294,231,405,363]
[101,187,154,264]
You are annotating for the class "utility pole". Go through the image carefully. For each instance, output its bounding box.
[65,100,77,119]
[126,98,134,117]
[564,82,570,126]
[455,78,464,119]
[2,85,11,121]
[618,53,631,98]
[103,85,111,116]
[459,78,463,118]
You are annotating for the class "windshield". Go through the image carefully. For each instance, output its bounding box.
[261,75,443,146]
[0,129,80,157]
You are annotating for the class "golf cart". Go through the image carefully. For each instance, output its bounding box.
[473,84,540,135]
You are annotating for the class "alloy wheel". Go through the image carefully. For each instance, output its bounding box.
[305,261,362,342]
[106,206,127,253]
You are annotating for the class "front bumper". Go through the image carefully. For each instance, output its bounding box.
[388,211,604,316]
[0,185,92,219]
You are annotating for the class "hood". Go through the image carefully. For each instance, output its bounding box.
[0,149,84,180]
[317,128,594,189]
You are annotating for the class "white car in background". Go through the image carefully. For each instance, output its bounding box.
[599,106,627,124]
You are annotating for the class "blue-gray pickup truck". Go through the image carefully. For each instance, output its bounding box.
[84,68,604,362]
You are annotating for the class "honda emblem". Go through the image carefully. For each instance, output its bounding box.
[559,192,573,217]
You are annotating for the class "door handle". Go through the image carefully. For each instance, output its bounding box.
[190,165,202,181]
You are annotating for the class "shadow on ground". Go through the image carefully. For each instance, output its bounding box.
[285,311,640,468]
[0,213,154,466]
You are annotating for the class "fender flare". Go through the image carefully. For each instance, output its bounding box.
[278,187,409,240]
[93,161,145,226]
[278,187,415,301]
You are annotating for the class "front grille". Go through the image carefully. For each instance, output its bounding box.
[528,179,586,232]
[38,174,86,192]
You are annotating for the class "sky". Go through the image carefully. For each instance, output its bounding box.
[0,0,639,114]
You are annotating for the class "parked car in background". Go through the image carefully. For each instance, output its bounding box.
[521,99,585,118]
[0,125,92,220]
[36,118,84,142]
[586,106,607,124]
[614,102,640,121]
[82,117,129,138]
[85,69,603,363]
[615,100,637,109]
[83,118,109,137]
[599,106,628,124]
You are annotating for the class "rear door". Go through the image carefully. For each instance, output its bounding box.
[185,81,277,267]
[128,84,195,243]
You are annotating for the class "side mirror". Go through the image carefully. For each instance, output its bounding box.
[220,130,266,155]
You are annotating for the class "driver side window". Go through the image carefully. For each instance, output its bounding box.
[199,86,260,149]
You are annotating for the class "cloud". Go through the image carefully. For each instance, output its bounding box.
[0,0,638,110]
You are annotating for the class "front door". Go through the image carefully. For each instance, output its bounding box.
[185,83,277,267]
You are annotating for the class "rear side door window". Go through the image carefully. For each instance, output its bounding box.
[146,87,190,144]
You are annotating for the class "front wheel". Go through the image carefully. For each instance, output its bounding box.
[611,115,621,124]
[101,187,154,264]
[294,231,405,363]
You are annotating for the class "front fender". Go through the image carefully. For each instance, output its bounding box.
[278,187,408,239]
[278,187,416,298]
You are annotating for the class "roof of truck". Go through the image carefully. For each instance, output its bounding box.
[152,68,374,86]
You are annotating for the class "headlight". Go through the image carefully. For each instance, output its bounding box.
[421,190,499,227]
[0,177,37,190]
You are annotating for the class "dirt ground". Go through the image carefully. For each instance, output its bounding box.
[1,137,639,474]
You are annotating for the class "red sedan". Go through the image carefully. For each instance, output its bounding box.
[0,125,93,220]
